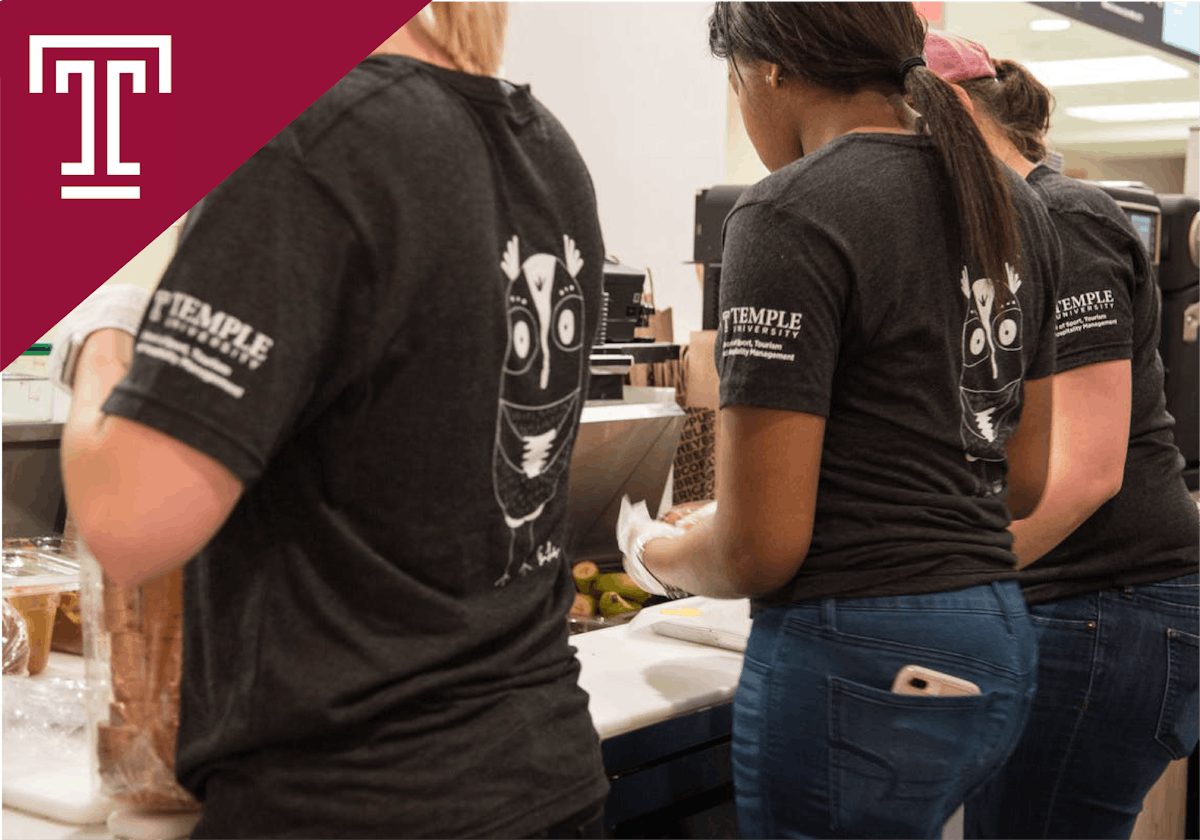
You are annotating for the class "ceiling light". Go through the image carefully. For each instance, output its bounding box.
[1023,55,1190,87]
[1064,101,1200,122]
[1029,19,1071,32]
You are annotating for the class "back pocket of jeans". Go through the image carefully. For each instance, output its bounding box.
[827,676,994,837]
[1155,626,1199,759]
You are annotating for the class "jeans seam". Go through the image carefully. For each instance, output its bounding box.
[1039,595,1105,838]
[815,624,1026,680]
[1129,596,1200,614]
[1154,627,1199,759]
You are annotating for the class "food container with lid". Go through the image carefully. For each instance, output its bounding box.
[2,537,81,675]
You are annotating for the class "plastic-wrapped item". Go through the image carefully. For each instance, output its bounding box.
[81,551,199,814]
[3,598,31,674]
[4,672,88,743]
[2,536,85,653]
[53,590,84,654]
[3,539,79,675]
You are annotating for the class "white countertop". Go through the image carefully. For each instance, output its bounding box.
[573,596,746,739]
[4,598,748,838]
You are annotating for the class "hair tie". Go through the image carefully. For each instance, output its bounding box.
[899,55,927,82]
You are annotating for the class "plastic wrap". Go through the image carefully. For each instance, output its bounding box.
[3,597,31,674]
[81,552,199,813]
[3,538,79,675]
[2,670,98,819]
[1,536,84,654]
[4,672,88,747]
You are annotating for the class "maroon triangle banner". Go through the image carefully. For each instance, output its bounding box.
[0,0,427,368]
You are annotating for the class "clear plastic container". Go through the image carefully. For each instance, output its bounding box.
[3,343,56,422]
[2,537,81,675]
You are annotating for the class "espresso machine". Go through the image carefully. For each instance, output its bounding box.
[567,259,685,567]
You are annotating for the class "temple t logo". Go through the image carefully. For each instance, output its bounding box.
[29,35,172,199]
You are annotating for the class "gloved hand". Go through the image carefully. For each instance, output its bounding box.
[617,496,688,598]
[50,284,150,392]
[669,500,718,531]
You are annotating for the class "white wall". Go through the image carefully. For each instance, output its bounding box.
[725,85,769,185]
[503,2,731,342]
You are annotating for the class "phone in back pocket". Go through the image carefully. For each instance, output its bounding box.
[891,664,981,697]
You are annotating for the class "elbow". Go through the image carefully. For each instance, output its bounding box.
[1007,496,1037,521]
[722,534,809,598]
[72,510,151,588]
[1006,480,1044,520]
[68,488,180,589]
[1086,465,1124,510]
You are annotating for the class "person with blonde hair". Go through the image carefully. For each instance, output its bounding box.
[58,4,610,836]
[925,30,1199,840]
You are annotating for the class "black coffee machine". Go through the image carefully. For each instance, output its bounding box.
[587,258,676,401]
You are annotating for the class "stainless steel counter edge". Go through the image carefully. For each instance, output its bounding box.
[3,422,65,443]
[580,399,685,424]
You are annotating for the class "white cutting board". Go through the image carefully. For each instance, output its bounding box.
[572,596,748,739]
[3,652,113,826]
[3,765,112,827]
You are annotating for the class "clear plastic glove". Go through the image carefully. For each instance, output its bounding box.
[616,496,688,598]
[669,500,718,531]
[50,284,150,393]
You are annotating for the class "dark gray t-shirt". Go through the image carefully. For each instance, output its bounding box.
[715,133,1060,605]
[1018,166,1197,604]
[104,55,608,838]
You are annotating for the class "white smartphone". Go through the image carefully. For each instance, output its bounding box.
[891,664,981,697]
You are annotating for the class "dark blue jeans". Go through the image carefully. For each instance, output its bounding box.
[732,582,1037,839]
[964,573,1200,839]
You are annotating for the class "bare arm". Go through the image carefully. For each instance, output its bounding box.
[641,405,824,599]
[60,329,244,587]
[1004,374,1053,520]
[1009,361,1129,568]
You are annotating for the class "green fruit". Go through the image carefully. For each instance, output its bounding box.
[572,561,599,595]
[594,573,651,603]
[597,591,641,618]
[570,593,595,617]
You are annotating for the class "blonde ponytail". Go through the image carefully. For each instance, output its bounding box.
[409,2,509,76]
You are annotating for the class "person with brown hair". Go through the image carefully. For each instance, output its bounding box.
[57,3,611,836]
[616,3,1063,837]
[925,30,1199,840]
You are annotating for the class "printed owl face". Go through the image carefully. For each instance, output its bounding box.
[503,253,585,398]
[494,236,588,529]
[963,278,1023,380]
[959,267,1026,466]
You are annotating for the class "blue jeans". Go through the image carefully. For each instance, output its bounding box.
[964,573,1200,839]
[732,581,1037,839]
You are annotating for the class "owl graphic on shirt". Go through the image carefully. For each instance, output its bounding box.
[493,235,587,587]
[959,265,1025,480]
